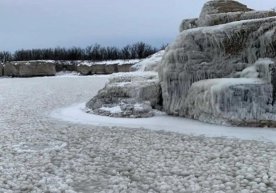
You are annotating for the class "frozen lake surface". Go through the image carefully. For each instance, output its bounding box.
[1,76,276,193]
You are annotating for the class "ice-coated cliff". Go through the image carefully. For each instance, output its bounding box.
[160,0,276,126]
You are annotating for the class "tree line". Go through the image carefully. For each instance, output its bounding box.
[0,42,164,62]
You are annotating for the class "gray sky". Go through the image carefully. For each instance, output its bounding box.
[0,0,275,51]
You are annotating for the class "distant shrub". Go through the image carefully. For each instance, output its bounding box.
[1,42,163,62]
[0,51,12,62]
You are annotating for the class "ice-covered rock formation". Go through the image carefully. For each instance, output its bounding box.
[160,0,276,126]
[86,51,165,118]
[86,72,162,118]
[179,0,276,32]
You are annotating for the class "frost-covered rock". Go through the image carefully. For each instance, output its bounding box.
[179,18,199,32]
[199,0,252,27]
[179,0,276,31]
[160,16,276,116]
[55,61,77,72]
[130,50,165,72]
[117,63,133,72]
[75,64,92,75]
[200,10,276,28]
[105,64,118,74]
[4,61,56,77]
[86,72,161,118]
[160,0,276,126]
[60,61,135,75]
[200,0,253,17]
[184,78,273,126]
[87,51,165,118]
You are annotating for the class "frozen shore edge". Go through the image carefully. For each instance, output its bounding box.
[51,103,276,143]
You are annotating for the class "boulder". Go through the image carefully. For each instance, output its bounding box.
[200,0,253,16]
[105,64,118,74]
[55,61,77,72]
[199,10,276,28]
[86,72,162,118]
[3,62,19,76]
[76,64,92,75]
[91,64,106,74]
[184,78,273,126]
[4,61,56,77]
[199,0,260,27]
[117,64,133,73]
[89,100,154,118]
[179,0,276,31]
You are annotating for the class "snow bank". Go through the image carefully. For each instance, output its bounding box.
[15,59,141,66]
[77,59,140,66]
[131,50,165,72]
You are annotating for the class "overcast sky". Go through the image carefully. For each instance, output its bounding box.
[0,0,275,51]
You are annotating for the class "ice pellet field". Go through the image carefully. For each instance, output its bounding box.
[1,76,276,193]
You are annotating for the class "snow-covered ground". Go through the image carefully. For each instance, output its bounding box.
[56,71,80,77]
[24,59,141,66]
[77,59,141,66]
[1,76,276,192]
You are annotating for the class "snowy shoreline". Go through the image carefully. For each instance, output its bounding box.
[51,103,276,143]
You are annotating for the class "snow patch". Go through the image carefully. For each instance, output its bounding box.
[110,71,158,78]
[56,71,80,77]
[237,58,275,79]
[99,106,122,114]
[131,50,165,71]
[77,59,140,66]
[239,66,259,78]
[192,78,265,92]
[134,103,144,111]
